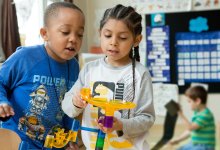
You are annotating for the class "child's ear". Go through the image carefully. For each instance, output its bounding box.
[195,98,202,104]
[134,34,142,47]
[40,27,48,41]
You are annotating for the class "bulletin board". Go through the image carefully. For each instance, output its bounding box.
[153,83,178,116]
[145,9,220,93]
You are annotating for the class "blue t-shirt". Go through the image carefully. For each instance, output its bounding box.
[0,45,79,149]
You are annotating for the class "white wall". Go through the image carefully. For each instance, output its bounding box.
[74,0,132,53]
[74,0,88,53]
[74,0,220,124]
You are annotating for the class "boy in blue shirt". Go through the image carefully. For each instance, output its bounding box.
[0,2,84,149]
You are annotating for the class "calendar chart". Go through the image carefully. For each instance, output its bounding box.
[176,31,220,83]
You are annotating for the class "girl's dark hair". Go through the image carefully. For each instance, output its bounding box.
[100,4,142,118]
[100,4,142,62]
[44,2,83,27]
[185,86,208,104]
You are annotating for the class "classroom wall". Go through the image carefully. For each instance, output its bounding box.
[74,0,220,124]
[74,0,133,53]
[73,0,88,54]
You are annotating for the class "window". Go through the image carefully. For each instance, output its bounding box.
[15,0,62,46]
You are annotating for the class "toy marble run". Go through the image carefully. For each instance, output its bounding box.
[44,124,79,149]
[44,87,136,150]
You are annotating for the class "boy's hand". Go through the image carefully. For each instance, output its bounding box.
[72,90,87,108]
[96,116,123,134]
[0,103,15,117]
[167,139,179,145]
[65,142,79,150]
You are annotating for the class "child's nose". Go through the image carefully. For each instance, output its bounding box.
[110,37,118,46]
[69,34,78,42]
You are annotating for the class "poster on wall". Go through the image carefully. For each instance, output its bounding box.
[131,0,191,14]
[146,26,171,82]
[153,83,179,116]
[145,9,220,93]
[193,0,220,10]
[176,31,220,85]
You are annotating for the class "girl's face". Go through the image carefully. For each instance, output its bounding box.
[100,19,141,67]
[41,8,85,62]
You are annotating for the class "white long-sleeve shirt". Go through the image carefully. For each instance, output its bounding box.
[62,58,155,150]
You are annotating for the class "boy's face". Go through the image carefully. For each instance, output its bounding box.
[186,97,200,111]
[41,8,85,62]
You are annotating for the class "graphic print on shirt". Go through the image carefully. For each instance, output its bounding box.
[89,76,134,149]
[18,85,49,141]
[117,72,135,119]
[56,77,67,122]
[32,74,70,123]
[92,81,115,100]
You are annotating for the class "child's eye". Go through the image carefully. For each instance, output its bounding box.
[120,37,127,40]
[62,31,70,35]
[78,34,83,38]
[60,31,70,35]
[104,35,111,38]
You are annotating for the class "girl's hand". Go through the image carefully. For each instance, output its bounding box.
[96,116,123,133]
[0,103,15,118]
[72,90,87,108]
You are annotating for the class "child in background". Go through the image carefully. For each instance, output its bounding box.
[62,4,155,150]
[168,86,215,150]
[0,2,84,149]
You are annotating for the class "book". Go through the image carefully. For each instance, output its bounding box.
[165,100,180,116]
